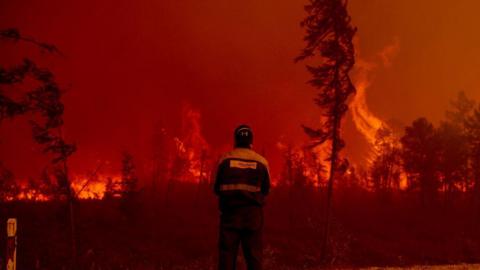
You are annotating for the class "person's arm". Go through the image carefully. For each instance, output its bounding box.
[261,164,270,196]
[213,158,224,196]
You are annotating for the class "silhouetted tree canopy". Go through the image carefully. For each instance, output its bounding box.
[400,118,440,204]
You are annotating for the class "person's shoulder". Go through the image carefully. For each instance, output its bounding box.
[236,148,269,168]
[217,148,269,167]
[217,149,235,164]
[250,149,269,167]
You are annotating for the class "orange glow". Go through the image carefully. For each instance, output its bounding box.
[276,141,326,187]
[15,188,51,202]
[4,174,123,201]
[172,103,210,182]
[350,42,407,189]
[71,175,123,200]
[351,59,388,154]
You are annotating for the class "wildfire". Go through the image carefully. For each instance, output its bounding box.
[171,103,210,182]
[15,188,51,202]
[350,39,408,189]
[350,59,389,153]
[71,175,123,200]
[276,141,326,187]
[350,39,402,156]
[3,103,213,202]
[3,174,123,202]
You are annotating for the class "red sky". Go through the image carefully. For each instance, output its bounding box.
[1,0,480,180]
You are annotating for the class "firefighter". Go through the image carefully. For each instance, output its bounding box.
[213,124,270,270]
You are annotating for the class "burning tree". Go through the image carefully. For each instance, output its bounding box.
[164,104,210,206]
[280,144,308,188]
[296,0,356,261]
[370,127,403,199]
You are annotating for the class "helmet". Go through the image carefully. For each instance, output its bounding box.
[234,124,253,148]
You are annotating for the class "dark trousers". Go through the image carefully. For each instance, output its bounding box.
[218,206,263,270]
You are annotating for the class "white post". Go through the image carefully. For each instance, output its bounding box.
[6,218,17,270]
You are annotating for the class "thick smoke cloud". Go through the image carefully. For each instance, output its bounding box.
[1,0,480,180]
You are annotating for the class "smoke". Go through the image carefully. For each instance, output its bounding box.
[378,37,400,68]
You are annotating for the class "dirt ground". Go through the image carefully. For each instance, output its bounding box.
[358,265,480,270]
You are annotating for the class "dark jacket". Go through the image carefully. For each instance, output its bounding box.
[213,147,270,211]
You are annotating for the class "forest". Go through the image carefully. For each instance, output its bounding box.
[1,68,480,268]
[2,0,480,269]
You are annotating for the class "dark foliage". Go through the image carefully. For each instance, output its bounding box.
[370,127,403,197]
[400,118,441,205]
[0,28,75,166]
[1,182,480,269]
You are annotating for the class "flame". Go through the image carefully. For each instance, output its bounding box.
[350,40,400,159]
[350,39,408,189]
[350,59,387,152]
[3,174,124,201]
[350,38,400,157]
[172,103,210,182]
[3,103,212,202]
[16,187,51,201]
[276,141,326,187]
[71,175,123,200]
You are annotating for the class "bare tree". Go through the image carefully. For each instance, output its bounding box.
[296,0,356,261]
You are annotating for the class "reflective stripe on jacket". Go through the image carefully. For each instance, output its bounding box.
[213,147,270,211]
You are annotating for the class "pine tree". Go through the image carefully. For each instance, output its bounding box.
[436,122,469,199]
[400,118,441,206]
[438,91,480,205]
[465,104,480,211]
[296,0,356,261]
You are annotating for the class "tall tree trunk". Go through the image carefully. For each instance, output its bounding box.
[59,128,77,269]
[321,92,341,262]
[68,196,77,268]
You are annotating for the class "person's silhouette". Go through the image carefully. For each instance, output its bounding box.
[213,124,270,270]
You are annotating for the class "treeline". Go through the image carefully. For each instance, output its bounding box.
[0,151,139,202]
[277,92,480,208]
